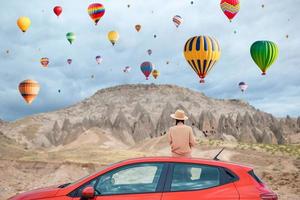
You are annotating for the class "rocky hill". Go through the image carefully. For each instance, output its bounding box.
[1,84,299,148]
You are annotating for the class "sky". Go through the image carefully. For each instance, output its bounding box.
[0,0,299,121]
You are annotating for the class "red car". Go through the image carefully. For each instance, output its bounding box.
[9,157,277,200]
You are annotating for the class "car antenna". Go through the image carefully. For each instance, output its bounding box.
[213,148,225,161]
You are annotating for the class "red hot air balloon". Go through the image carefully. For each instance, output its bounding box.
[220,0,240,21]
[53,6,63,17]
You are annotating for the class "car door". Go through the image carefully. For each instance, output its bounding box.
[161,163,239,200]
[70,162,168,200]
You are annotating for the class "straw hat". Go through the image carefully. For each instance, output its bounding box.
[170,109,188,120]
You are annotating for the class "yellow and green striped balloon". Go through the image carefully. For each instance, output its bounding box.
[250,41,279,75]
[183,36,221,83]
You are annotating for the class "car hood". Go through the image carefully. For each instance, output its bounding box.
[9,185,61,200]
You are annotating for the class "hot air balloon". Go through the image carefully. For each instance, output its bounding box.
[220,0,240,21]
[67,59,72,65]
[191,1,194,5]
[53,6,62,17]
[127,4,130,8]
[123,66,131,73]
[135,24,141,32]
[18,79,40,104]
[147,49,152,56]
[238,82,248,92]
[108,31,119,46]
[166,61,170,65]
[183,36,221,83]
[140,61,153,80]
[6,50,9,54]
[88,3,105,25]
[17,17,31,32]
[95,56,102,64]
[152,69,160,79]
[58,89,61,93]
[154,34,157,38]
[173,15,183,28]
[250,41,279,75]
[66,32,76,44]
[40,57,49,68]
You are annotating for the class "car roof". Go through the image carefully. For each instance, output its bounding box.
[116,156,253,172]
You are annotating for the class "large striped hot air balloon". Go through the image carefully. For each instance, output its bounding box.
[88,3,105,25]
[140,61,153,80]
[250,41,279,75]
[183,36,221,83]
[173,15,183,28]
[220,0,240,21]
[40,57,49,68]
[152,69,160,79]
[18,80,40,104]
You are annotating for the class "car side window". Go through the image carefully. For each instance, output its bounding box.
[95,163,164,195]
[171,163,220,191]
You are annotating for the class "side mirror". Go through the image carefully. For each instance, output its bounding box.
[81,186,95,199]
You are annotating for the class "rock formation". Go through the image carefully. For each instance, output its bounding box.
[0,84,298,148]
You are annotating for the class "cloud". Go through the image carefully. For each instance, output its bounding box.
[0,0,299,121]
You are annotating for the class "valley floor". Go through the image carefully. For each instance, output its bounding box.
[0,137,299,200]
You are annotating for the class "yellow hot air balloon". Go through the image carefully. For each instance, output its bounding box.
[152,69,160,79]
[183,36,221,83]
[108,31,119,46]
[18,79,40,104]
[17,17,31,32]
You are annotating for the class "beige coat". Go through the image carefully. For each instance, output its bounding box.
[168,124,196,157]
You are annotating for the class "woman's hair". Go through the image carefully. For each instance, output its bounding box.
[176,119,185,125]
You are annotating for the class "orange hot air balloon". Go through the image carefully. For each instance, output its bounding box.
[18,80,40,104]
[135,24,141,32]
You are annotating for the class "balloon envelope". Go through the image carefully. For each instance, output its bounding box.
[183,36,221,83]
[53,6,62,17]
[250,41,279,75]
[19,80,40,104]
[238,82,248,92]
[17,16,31,32]
[108,31,119,45]
[67,59,72,64]
[88,3,105,25]
[152,69,160,79]
[140,61,153,80]
[66,32,76,44]
[96,55,103,64]
[40,57,49,67]
[135,24,141,32]
[220,0,240,21]
[124,66,131,73]
[173,15,183,28]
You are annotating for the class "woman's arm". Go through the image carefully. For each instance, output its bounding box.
[168,128,172,145]
[189,128,196,147]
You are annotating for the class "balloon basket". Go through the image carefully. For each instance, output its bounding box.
[200,79,205,84]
